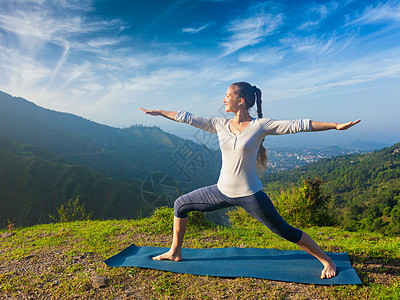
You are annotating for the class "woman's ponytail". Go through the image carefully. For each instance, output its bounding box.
[253,85,267,174]
[253,85,262,118]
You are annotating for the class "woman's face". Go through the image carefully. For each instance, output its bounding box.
[223,86,242,113]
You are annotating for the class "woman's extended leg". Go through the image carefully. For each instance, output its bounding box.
[295,232,337,279]
[237,190,337,279]
[152,216,188,261]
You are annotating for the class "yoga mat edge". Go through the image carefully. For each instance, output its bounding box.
[105,243,362,285]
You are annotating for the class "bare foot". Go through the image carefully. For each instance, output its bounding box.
[152,250,182,261]
[320,259,337,279]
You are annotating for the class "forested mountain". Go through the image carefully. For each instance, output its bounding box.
[261,143,400,235]
[0,134,154,226]
[0,91,223,227]
[0,91,221,190]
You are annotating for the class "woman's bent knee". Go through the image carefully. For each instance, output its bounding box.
[282,227,303,243]
[174,197,188,218]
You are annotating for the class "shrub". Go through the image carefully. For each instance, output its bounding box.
[49,195,92,222]
[228,178,336,229]
[275,178,336,228]
[227,207,259,228]
[146,207,214,234]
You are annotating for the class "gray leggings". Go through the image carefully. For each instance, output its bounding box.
[174,184,303,243]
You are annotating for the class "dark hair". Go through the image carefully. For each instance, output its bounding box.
[230,82,263,118]
[231,82,267,173]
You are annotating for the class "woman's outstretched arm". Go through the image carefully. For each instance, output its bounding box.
[140,107,218,133]
[310,119,361,131]
[139,107,177,121]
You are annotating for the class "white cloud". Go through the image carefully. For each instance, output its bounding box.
[182,23,213,33]
[221,12,283,56]
[0,0,135,116]
[0,4,114,43]
[0,0,126,53]
[298,1,338,31]
[0,45,53,88]
[238,47,284,64]
[345,0,400,26]
[261,48,400,102]
[127,68,194,91]
[280,34,338,54]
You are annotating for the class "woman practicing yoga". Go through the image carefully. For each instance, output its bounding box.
[140,82,360,279]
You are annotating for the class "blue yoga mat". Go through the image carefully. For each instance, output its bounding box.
[105,243,362,285]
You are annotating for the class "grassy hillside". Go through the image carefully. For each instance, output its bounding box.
[0,208,399,299]
[261,142,400,236]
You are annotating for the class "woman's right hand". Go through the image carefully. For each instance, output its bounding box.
[139,107,162,116]
[139,107,177,120]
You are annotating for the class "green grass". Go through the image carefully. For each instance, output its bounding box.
[1,207,399,299]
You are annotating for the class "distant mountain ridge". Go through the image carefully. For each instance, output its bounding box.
[0,91,221,188]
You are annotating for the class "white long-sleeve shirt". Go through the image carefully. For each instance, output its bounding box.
[175,111,311,197]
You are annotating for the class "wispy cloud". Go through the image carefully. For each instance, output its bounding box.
[298,1,339,30]
[0,1,117,41]
[0,45,52,88]
[238,47,284,64]
[221,12,283,56]
[0,0,128,78]
[345,0,400,26]
[261,48,400,101]
[0,0,134,115]
[182,22,213,33]
[280,34,340,55]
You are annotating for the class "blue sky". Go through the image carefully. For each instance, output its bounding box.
[0,0,399,147]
